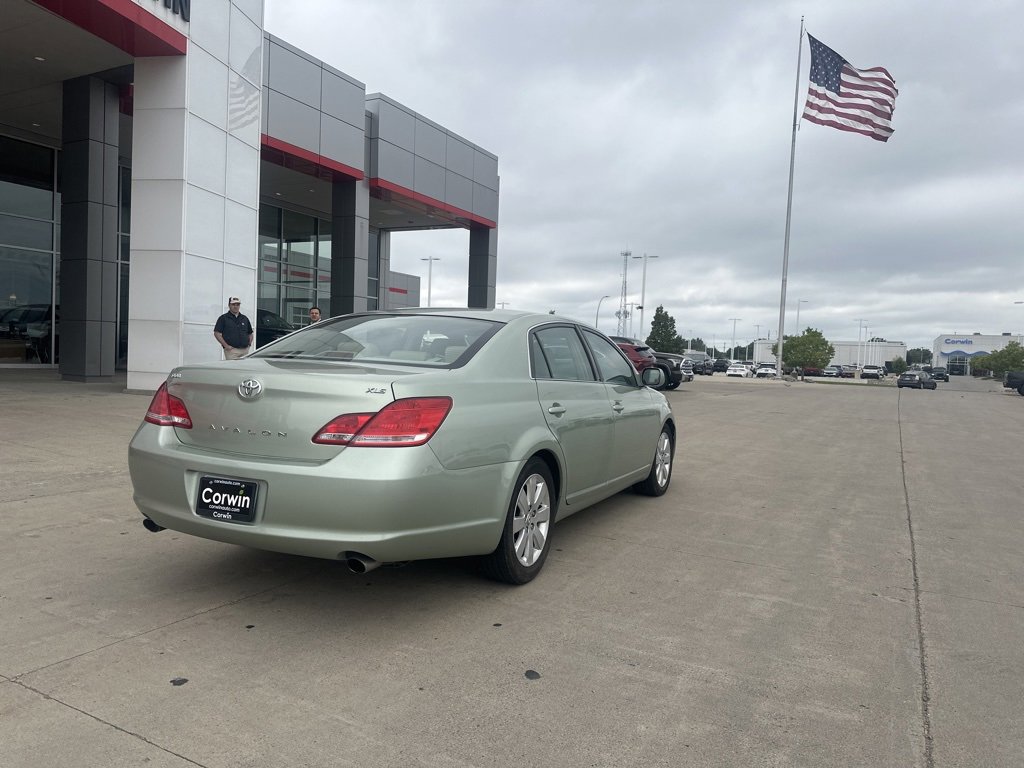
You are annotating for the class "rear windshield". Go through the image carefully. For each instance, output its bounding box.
[250,313,501,367]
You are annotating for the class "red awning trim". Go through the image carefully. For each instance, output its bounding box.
[368,178,496,230]
[33,0,188,57]
[261,134,364,182]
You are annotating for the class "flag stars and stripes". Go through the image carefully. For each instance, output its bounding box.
[802,34,898,142]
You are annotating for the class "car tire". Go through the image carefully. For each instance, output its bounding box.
[633,424,674,497]
[481,457,555,585]
[665,381,680,390]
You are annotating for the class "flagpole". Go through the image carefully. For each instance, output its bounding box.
[775,17,805,377]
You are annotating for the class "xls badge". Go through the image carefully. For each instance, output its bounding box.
[238,379,263,400]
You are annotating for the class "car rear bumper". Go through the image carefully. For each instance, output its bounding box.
[129,424,512,563]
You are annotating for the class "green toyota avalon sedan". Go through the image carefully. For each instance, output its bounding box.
[129,309,675,584]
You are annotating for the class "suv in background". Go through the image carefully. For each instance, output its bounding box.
[930,366,949,382]
[684,350,714,375]
[609,335,684,390]
[861,365,884,380]
[654,352,694,389]
[712,357,731,372]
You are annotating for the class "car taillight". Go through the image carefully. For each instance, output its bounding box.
[144,382,193,428]
[312,397,453,447]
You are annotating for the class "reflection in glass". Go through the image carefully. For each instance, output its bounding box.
[0,246,53,363]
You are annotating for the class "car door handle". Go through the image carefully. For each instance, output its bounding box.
[612,402,624,412]
[547,404,567,416]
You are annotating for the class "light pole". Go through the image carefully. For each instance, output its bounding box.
[632,253,659,341]
[854,318,866,368]
[496,301,510,309]
[595,295,610,329]
[420,257,440,307]
[795,299,808,333]
[729,318,742,360]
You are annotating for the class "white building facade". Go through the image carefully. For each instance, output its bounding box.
[753,338,907,368]
[933,333,1024,375]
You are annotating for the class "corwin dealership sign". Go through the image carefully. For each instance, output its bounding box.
[944,338,973,345]
[156,0,190,23]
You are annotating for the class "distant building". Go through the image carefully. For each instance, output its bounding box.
[933,333,1024,375]
[753,339,907,368]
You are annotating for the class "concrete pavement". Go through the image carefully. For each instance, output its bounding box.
[1,370,1021,767]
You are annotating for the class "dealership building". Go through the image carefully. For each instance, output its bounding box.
[0,0,500,391]
[752,338,908,369]
[933,333,1023,375]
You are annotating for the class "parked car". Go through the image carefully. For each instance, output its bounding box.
[647,350,690,389]
[1003,370,1024,395]
[861,365,884,380]
[712,357,731,372]
[256,308,297,348]
[615,339,660,371]
[684,351,714,375]
[801,366,824,377]
[726,363,752,377]
[897,371,937,390]
[754,364,777,378]
[129,310,675,584]
[0,303,51,340]
[930,366,949,382]
[822,365,842,377]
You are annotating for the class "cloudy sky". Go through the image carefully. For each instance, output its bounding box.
[266,0,1023,351]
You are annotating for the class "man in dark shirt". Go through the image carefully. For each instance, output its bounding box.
[213,297,254,359]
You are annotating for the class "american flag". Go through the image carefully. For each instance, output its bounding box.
[802,34,898,142]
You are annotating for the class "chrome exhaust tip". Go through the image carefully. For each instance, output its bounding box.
[343,552,381,574]
[142,517,165,533]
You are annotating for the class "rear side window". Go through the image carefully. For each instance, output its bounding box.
[532,326,596,381]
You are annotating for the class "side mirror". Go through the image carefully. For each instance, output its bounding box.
[641,366,665,388]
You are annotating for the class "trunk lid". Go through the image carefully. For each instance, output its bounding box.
[166,359,420,461]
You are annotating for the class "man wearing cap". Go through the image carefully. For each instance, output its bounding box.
[213,297,254,360]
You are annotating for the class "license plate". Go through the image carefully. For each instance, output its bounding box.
[195,476,258,523]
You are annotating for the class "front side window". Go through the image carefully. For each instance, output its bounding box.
[582,329,637,386]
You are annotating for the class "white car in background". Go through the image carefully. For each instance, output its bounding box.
[861,365,884,379]
[755,364,777,378]
[726,363,753,377]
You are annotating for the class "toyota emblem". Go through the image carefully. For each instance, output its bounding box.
[238,379,263,399]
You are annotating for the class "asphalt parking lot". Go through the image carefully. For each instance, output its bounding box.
[2,370,1022,767]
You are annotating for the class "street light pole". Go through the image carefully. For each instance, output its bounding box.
[595,295,610,329]
[729,318,742,360]
[420,257,440,307]
[795,299,807,332]
[854,318,866,368]
[632,253,659,341]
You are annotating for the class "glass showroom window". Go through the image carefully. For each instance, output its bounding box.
[0,136,57,366]
[258,206,331,340]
